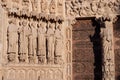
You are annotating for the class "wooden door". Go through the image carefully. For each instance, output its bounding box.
[72,19,102,80]
[114,18,120,80]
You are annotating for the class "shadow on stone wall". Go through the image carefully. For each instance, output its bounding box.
[90,19,102,80]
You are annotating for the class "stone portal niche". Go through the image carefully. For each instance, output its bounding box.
[72,19,102,80]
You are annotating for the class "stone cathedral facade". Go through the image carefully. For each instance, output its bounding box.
[0,0,120,80]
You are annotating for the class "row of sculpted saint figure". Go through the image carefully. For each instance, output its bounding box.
[7,18,64,65]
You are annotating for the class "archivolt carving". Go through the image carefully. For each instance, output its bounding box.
[65,0,120,18]
[49,0,56,14]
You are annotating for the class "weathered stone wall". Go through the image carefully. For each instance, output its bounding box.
[0,0,120,80]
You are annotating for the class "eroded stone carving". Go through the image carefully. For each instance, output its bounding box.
[6,13,64,65]
[18,20,30,63]
[47,22,55,64]
[65,0,120,18]
[30,0,38,11]
[54,23,63,64]
[28,19,37,63]
[100,20,115,80]
[7,18,18,63]
[49,0,56,14]
[65,1,74,17]
[57,0,63,14]
[41,0,48,13]
[37,20,47,64]
[0,0,69,80]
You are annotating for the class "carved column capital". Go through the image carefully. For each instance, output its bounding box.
[96,14,118,23]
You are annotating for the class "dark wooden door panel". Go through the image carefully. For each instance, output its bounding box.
[72,19,102,80]
[114,18,120,80]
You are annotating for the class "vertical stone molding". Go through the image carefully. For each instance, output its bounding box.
[100,17,116,80]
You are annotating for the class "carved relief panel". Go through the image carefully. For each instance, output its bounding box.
[6,15,64,65]
[65,0,120,18]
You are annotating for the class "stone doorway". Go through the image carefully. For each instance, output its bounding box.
[72,19,102,80]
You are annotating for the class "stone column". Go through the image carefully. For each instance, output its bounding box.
[100,19,115,80]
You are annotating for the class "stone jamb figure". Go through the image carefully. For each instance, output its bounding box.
[7,18,18,63]
[46,22,55,64]
[18,20,30,63]
[37,20,47,64]
[28,19,37,63]
[101,25,114,80]
[54,23,63,64]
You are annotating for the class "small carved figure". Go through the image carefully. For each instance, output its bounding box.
[7,19,18,63]
[30,0,38,11]
[91,2,98,13]
[37,20,47,64]
[49,0,56,14]
[97,1,105,15]
[41,0,48,13]
[47,22,55,64]
[54,23,63,64]
[38,56,45,64]
[65,1,74,16]
[80,0,92,16]
[8,53,16,63]
[57,0,63,14]
[71,0,80,16]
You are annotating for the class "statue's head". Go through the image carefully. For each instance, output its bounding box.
[9,18,16,24]
[22,20,27,26]
[31,22,36,27]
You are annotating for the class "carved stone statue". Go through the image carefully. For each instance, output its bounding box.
[30,0,38,11]
[65,1,74,16]
[101,21,115,80]
[28,20,37,63]
[79,0,92,16]
[71,0,80,16]
[91,1,98,13]
[37,20,47,64]
[7,19,18,63]
[41,0,48,13]
[47,22,55,64]
[49,0,56,14]
[57,0,63,14]
[54,23,63,64]
[97,2,105,15]
[18,20,30,63]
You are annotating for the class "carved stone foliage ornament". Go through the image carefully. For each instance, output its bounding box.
[65,0,120,18]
